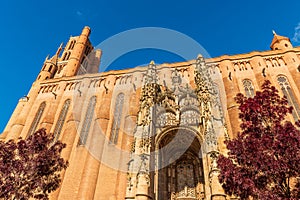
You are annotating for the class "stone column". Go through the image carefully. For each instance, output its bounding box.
[208,151,226,200]
[134,126,152,199]
[136,173,151,200]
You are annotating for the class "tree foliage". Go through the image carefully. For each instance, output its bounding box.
[217,80,300,199]
[0,128,68,200]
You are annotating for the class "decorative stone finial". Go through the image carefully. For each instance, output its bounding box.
[197,54,203,59]
[56,42,64,56]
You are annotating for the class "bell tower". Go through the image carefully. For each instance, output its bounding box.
[61,26,92,76]
[36,26,101,81]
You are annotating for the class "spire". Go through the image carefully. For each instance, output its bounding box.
[44,54,50,61]
[55,42,63,56]
[49,43,64,64]
[272,30,276,35]
[145,60,158,84]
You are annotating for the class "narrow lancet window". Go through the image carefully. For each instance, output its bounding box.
[277,76,300,120]
[53,99,71,141]
[28,102,46,136]
[79,96,96,145]
[109,93,125,144]
[243,79,255,98]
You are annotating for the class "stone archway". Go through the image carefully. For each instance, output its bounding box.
[155,128,205,200]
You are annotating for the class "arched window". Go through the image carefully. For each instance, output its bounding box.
[62,52,67,61]
[277,76,300,120]
[69,40,76,50]
[243,79,255,98]
[28,102,46,136]
[48,65,53,72]
[78,96,97,145]
[53,99,71,141]
[65,52,71,60]
[71,41,76,49]
[109,93,125,144]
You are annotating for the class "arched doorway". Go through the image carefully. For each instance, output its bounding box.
[156,127,205,200]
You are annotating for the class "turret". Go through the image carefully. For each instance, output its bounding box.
[36,43,62,81]
[62,26,92,77]
[37,26,100,81]
[270,30,293,50]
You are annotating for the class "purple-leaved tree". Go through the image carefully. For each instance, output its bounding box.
[0,128,68,200]
[217,80,300,199]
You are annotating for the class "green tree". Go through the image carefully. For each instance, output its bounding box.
[0,128,68,200]
[217,80,300,199]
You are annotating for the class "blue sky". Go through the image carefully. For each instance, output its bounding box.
[1,0,300,132]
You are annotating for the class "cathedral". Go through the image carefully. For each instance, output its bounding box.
[1,26,300,200]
